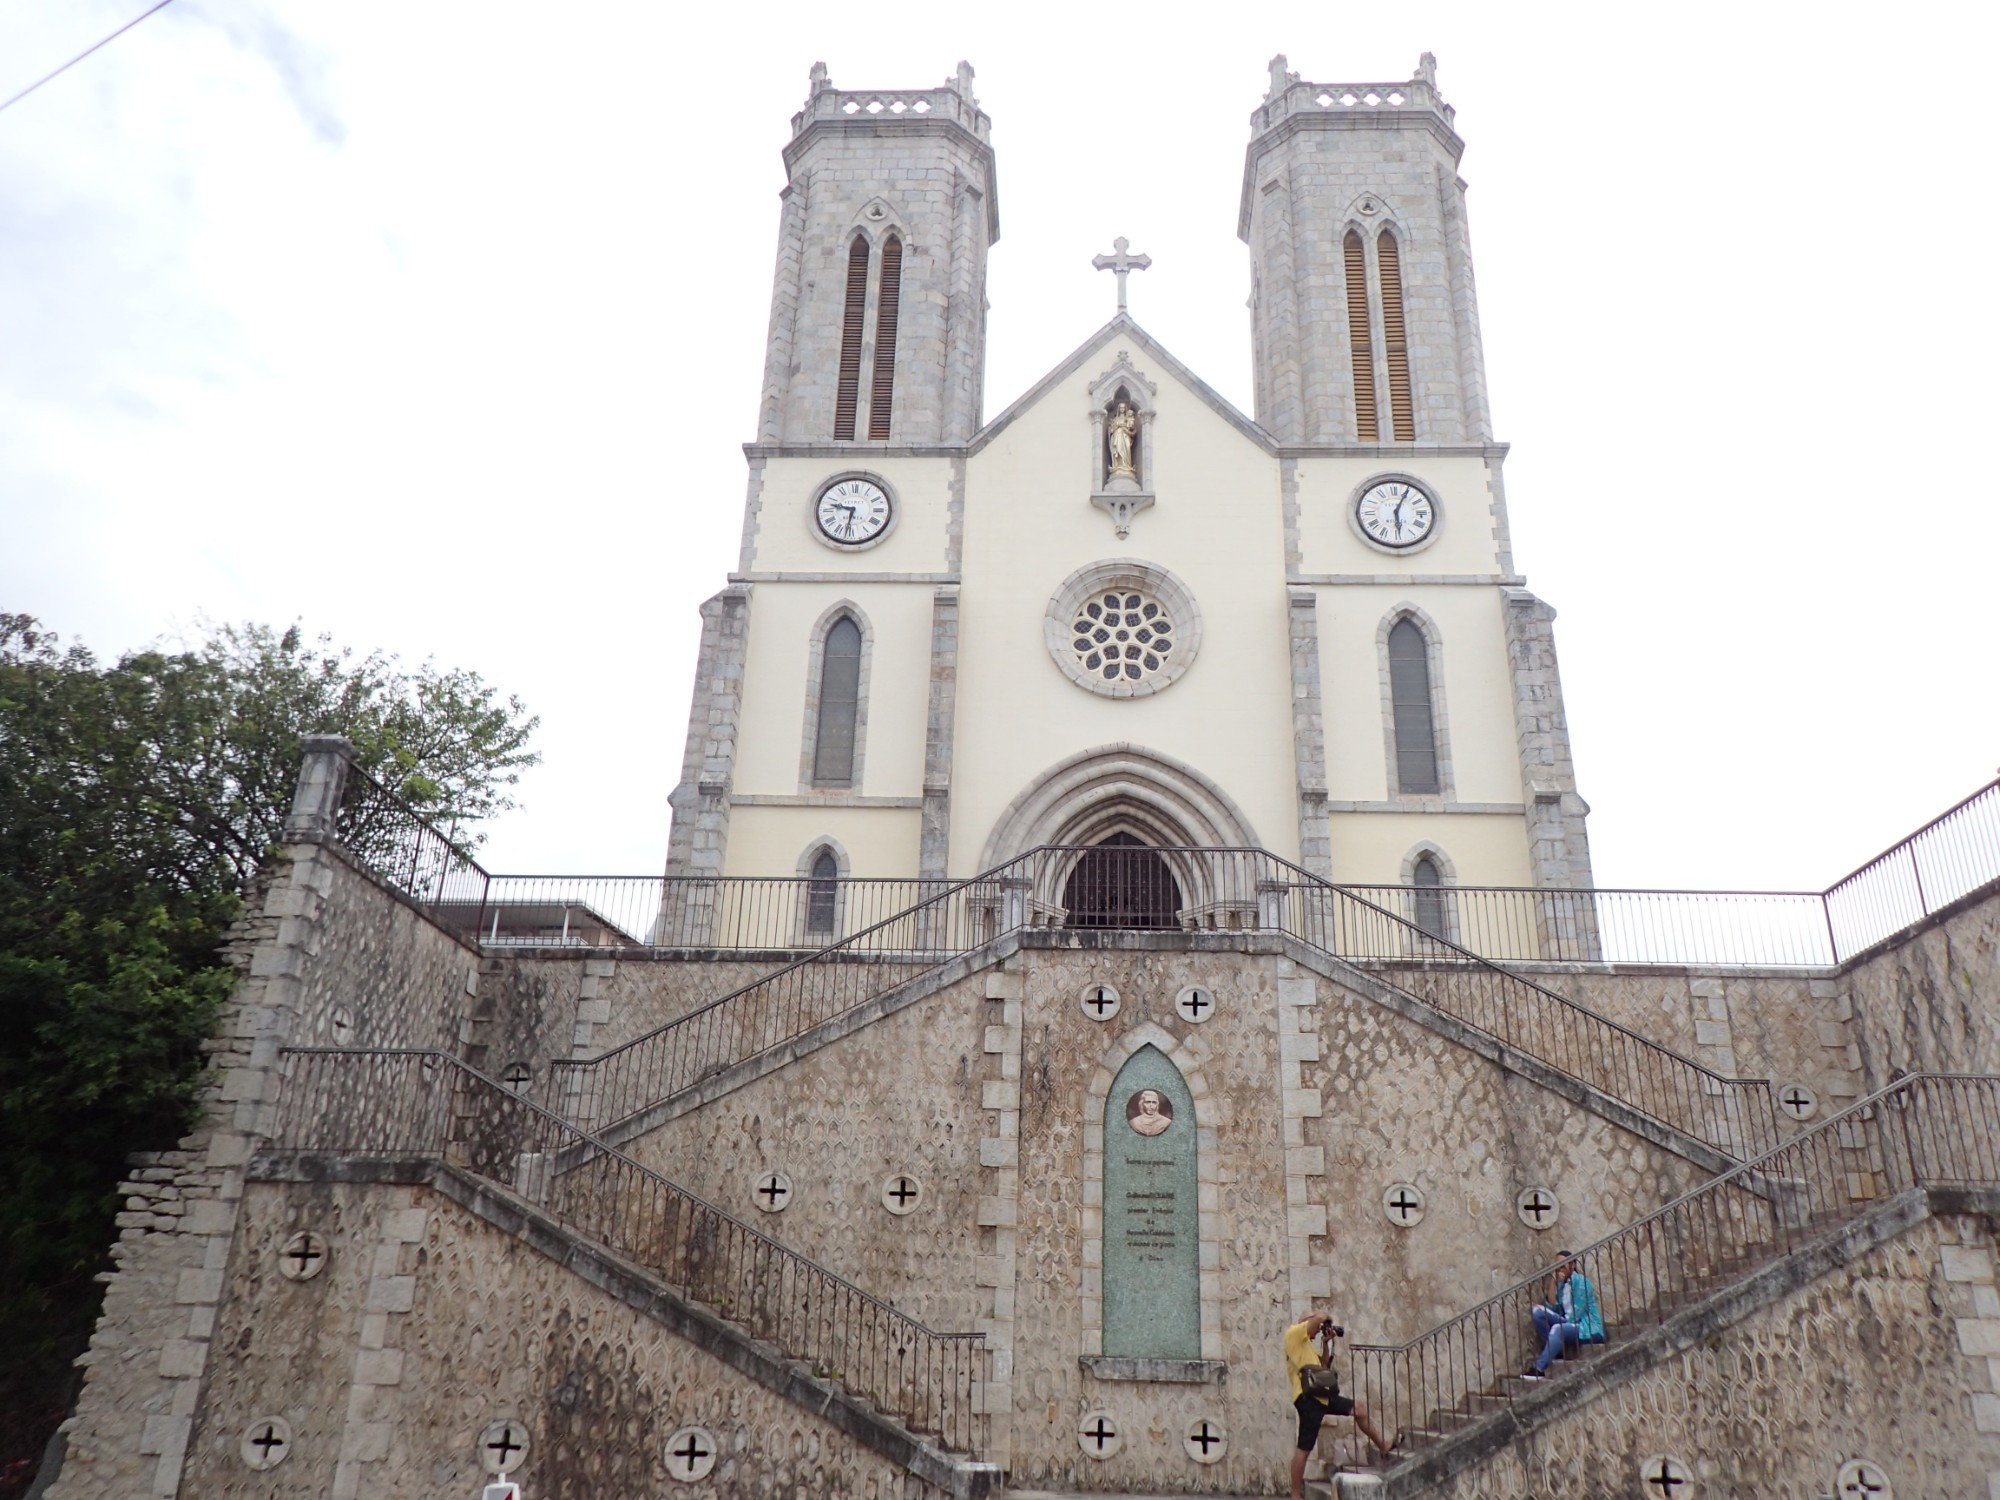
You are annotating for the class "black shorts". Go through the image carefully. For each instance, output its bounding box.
[1295,1390,1354,1450]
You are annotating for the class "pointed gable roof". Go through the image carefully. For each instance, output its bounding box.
[968,312,1277,456]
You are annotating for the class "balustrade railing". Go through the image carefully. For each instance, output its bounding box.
[1347,1073,2000,1456]
[555,845,1773,1161]
[267,1048,985,1456]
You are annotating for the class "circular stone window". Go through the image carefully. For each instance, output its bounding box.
[1045,561,1202,698]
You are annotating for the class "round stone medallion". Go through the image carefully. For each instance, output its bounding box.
[1184,1417,1226,1464]
[1175,984,1216,1024]
[882,1174,923,1215]
[1077,1409,1121,1459]
[664,1425,719,1482]
[1516,1186,1559,1231]
[240,1417,292,1470]
[1383,1182,1426,1228]
[752,1171,793,1213]
[478,1419,531,1474]
[277,1231,329,1281]
[1079,982,1121,1022]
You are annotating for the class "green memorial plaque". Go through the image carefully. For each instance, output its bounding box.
[1101,1045,1200,1359]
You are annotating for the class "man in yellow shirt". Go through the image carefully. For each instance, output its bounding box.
[1284,1310,1398,1499]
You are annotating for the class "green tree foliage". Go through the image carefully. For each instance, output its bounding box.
[0,614,538,1450]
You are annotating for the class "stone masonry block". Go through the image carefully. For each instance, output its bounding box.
[353,1348,405,1386]
[1975,1392,2000,1433]
[366,1276,417,1313]
[174,1269,224,1304]
[975,1197,1017,1228]
[1288,1205,1328,1238]
[979,1137,1018,1167]
[1944,1245,1997,1284]
[1278,977,1316,1007]
[1959,1319,2000,1357]
[157,1339,207,1378]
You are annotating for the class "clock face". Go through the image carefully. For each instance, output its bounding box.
[1355,480,1436,549]
[814,478,892,546]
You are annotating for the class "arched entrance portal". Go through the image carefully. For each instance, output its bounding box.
[1061,833,1182,929]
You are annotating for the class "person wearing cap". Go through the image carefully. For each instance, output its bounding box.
[1522,1251,1604,1379]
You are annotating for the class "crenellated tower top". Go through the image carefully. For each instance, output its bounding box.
[789,59,991,147]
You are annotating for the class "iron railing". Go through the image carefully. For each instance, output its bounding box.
[267,1047,986,1456]
[1346,1072,2000,1456]
[334,762,490,911]
[1825,777,2000,959]
[468,874,935,949]
[480,779,1998,964]
[1348,777,2000,969]
[554,844,1775,1161]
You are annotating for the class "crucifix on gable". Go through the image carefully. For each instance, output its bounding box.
[1093,237,1151,314]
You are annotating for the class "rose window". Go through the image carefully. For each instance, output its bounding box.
[1072,591,1175,683]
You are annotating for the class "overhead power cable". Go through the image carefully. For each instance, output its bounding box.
[0,0,180,117]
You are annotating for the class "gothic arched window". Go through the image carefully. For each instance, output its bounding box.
[1411,851,1448,941]
[833,235,870,440]
[867,235,902,440]
[1387,617,1440,794]
[811,615,863,786]
[806,848,840,936]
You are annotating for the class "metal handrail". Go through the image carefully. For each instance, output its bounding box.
[553,845,1775,1161]
[473,777,1998,964]
[267,1047,986,1456]
[1346,1072,2000,1454]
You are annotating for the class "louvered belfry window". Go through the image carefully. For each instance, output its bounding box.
[833,235,870,441]
[867,235,902,441]
[1387,617,1440,794]
[1377,228,1416,441]
[1343,230,1378,441]
[812,616,863,785]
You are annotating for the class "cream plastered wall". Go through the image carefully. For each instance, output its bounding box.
[1320,584,1523,799]
[730,580,934,796]
[951,334,1296,869]
[724,806,923,883]
[738,454,955,574]
[1291,453,1508,577]
[1328,810,1533,888]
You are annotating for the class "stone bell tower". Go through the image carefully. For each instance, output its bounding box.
[1240,53,1492,446]
[757,61,999,446]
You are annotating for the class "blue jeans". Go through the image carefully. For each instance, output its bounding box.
[1531,1305,1577,1373]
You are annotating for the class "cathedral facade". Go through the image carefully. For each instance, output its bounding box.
[44,56,2000,1500]
[667,54,1593,910]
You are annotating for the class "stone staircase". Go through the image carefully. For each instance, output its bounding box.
[546,847,1778,1176]
[1311,1073,2000,1496]
[265,1047,996,1491]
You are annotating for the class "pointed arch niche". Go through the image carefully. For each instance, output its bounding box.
[976,744,1265,931]
[1087,352,1158,538]
[1079,1026,1225,1377]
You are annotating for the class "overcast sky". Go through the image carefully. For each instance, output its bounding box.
[3,1,1994,888]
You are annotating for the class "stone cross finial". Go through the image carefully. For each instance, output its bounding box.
[1415,52,1437,86]
[808,61,829,94]
[953,60,976,98]
[1267,54,1291,100]
[1093,238,1151,315]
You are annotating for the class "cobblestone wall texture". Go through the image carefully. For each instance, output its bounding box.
[627,961,992,1335]
[1846,895,2000,1081]
[179,1180,945,1500]
[296,845,477,1052]
[1429,1212,2000,1499]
